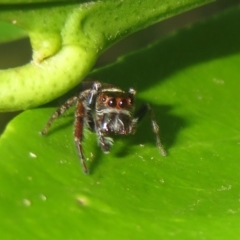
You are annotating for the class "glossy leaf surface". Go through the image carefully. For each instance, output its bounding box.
[0,7,240,239]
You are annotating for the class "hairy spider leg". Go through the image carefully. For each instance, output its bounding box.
[41,96,79,135]
[132,104,167,156]
[85,81,114,153]
[74,100,88,174]
[97,131,114,153]
[87,81,101,105]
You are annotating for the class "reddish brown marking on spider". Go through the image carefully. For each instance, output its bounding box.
[41,80,166,174]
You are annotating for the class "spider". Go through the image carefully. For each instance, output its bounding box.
[41,80,166,174]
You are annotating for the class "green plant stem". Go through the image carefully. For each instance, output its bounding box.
[0,0,214,111]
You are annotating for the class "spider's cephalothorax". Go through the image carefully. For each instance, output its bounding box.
[41,81,166,174]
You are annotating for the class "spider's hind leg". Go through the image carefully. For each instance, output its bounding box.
[133,103,166,156]
[41,96,78,135]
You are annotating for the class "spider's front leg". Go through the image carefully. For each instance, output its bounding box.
[132,104,166,156]
[87,81,101,105]
[74,100,88,174]
[97,133,114,154]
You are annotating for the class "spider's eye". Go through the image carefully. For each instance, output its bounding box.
[108,98,116,107]
[128,97,134,105]
[119,99,127,108]
[101,95,107,102]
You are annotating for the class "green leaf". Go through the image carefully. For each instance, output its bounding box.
[1,6,240,239]
[0,0,87,3]
[0,0,213,111]
[0,21,27,43]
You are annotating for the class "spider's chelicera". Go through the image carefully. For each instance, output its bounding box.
[41,81,166,174]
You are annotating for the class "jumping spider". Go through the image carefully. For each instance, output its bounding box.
[41,81,166,174]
